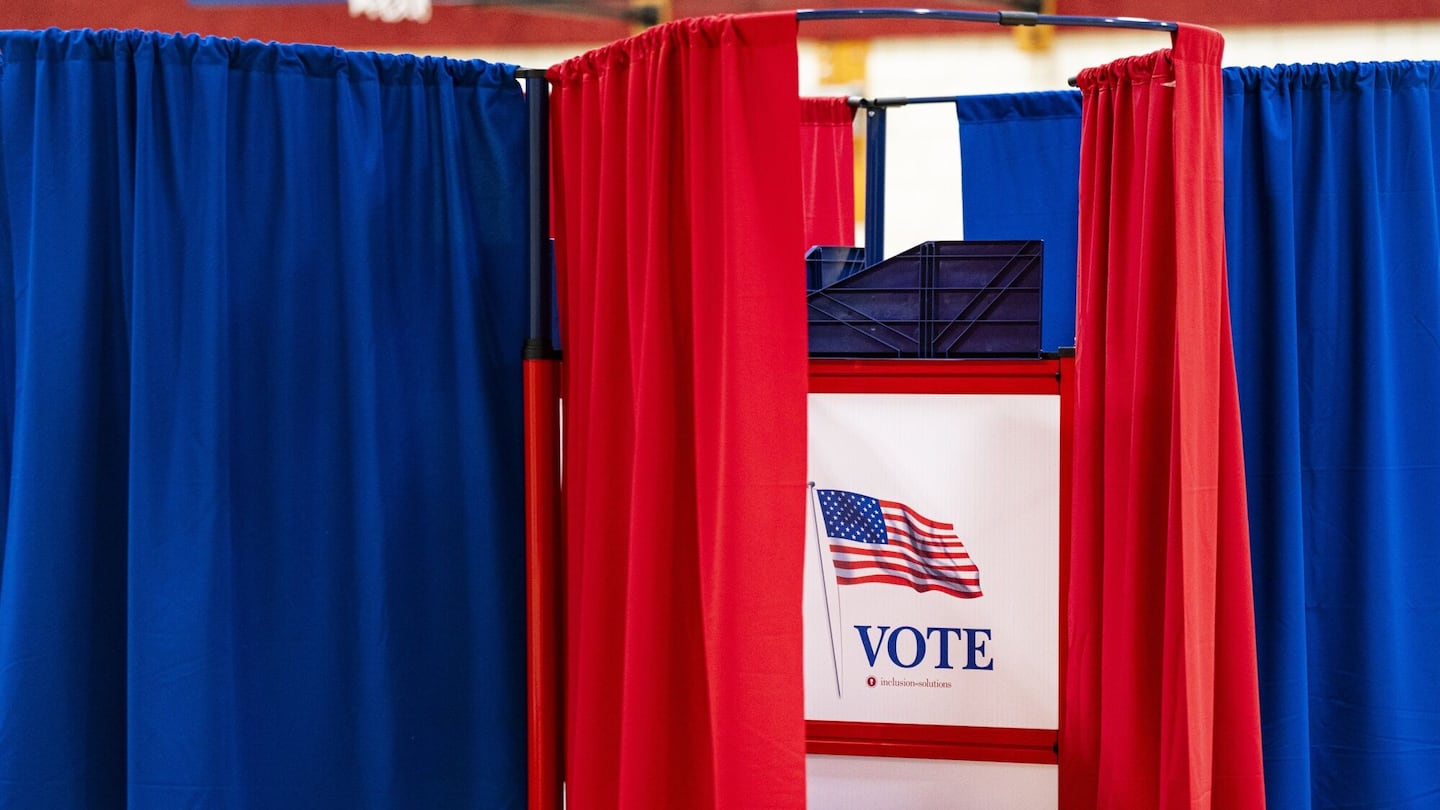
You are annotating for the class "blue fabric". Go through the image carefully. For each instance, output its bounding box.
[1224,61,1440,809]
[956,91,1082,352]
[0,29,527,808]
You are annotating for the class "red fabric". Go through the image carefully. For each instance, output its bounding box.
[1062,25,1266,809]
[800,97,857,248]
[548,14,807,810]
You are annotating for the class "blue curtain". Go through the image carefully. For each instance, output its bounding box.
[0,29,527,808]
[955,91,1082,352]
[1225,62,1440,809]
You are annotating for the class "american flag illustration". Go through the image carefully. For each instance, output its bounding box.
[815,488,982,599]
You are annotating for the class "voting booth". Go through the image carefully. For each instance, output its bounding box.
[527,13,1265,810]
[798,210,1070,807]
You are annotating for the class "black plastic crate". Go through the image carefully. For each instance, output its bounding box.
[807,240,1042,358]
[805,245,867,291]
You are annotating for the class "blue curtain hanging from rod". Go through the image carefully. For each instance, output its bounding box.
[0,28,528,808]
[1224,60,1440,810]
[955,90,1082,352]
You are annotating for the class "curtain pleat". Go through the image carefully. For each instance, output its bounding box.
[548,13,808,810]
[1225,60,1440,810]
[0,28,528,808]
[800,96,856,250]
[1063,25,1266,808]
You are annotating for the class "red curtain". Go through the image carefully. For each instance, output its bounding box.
[1062,25,1266,808]
[548,14,808,810]
[800,97,856,248]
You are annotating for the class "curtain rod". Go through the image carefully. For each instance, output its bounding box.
[796,8,1177,32]
[847,95,965,108]
[447,0,660,25]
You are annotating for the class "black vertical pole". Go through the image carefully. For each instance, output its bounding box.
[864,105,887,267]
[518,67,563,810]
[522,70,554,358]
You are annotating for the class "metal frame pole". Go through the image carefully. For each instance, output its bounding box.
[863,105,887,267]
[518,67,563,810]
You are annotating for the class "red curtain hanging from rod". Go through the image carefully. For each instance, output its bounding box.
[548,13,808,810]
[1063,24,1266,808]
[800,96,857,249]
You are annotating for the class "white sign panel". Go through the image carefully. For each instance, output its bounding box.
[807,755,1057,809]
[804,393,1060,729]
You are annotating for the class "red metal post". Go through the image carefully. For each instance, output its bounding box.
[524,356,562,810]
[1057,349,1075,760]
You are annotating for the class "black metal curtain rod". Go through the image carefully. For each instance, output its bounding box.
[847,95,974,109]
[796,7,1177,32]
[446,0,661,25]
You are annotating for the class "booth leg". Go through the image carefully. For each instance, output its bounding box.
[525,356,563,810]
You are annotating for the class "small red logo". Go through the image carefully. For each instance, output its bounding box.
[866,676,877,688]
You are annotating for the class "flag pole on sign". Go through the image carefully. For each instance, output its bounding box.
[809,482,843,697]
